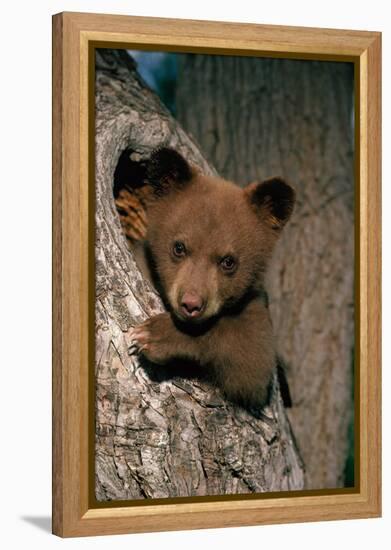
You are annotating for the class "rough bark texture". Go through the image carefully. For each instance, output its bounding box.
[94,49,304,501]
[177,55,354,490]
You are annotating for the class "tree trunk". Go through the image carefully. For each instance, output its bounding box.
[94,49,304,501]
[177,55,354,490]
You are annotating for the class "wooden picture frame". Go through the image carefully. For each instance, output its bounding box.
[52,11,381,537]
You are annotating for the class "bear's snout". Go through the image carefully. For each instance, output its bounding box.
[180,291,205,319]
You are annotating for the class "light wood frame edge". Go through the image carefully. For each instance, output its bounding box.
[52,11,381,538]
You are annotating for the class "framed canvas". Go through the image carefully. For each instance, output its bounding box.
[52,11,381,538]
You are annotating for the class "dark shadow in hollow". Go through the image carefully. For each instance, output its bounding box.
[113,148,147,198]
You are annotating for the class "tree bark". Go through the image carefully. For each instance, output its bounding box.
[94,49,304,501]
[176,55,354,490]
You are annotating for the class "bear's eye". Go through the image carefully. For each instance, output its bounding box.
[220,255,236,272]
[173,241,187,258]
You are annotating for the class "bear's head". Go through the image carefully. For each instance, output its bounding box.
[144,148,295,325]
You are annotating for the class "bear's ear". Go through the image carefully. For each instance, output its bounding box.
[145,147,193,196]
[245,177,295,229]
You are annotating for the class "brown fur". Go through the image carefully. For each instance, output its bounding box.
[129,148,295,409]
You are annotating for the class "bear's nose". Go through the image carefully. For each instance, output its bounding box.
[180,292,204,318]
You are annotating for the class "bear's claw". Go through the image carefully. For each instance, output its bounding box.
[128,325,151,356]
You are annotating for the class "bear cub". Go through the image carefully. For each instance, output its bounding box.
[129,147,295,409]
